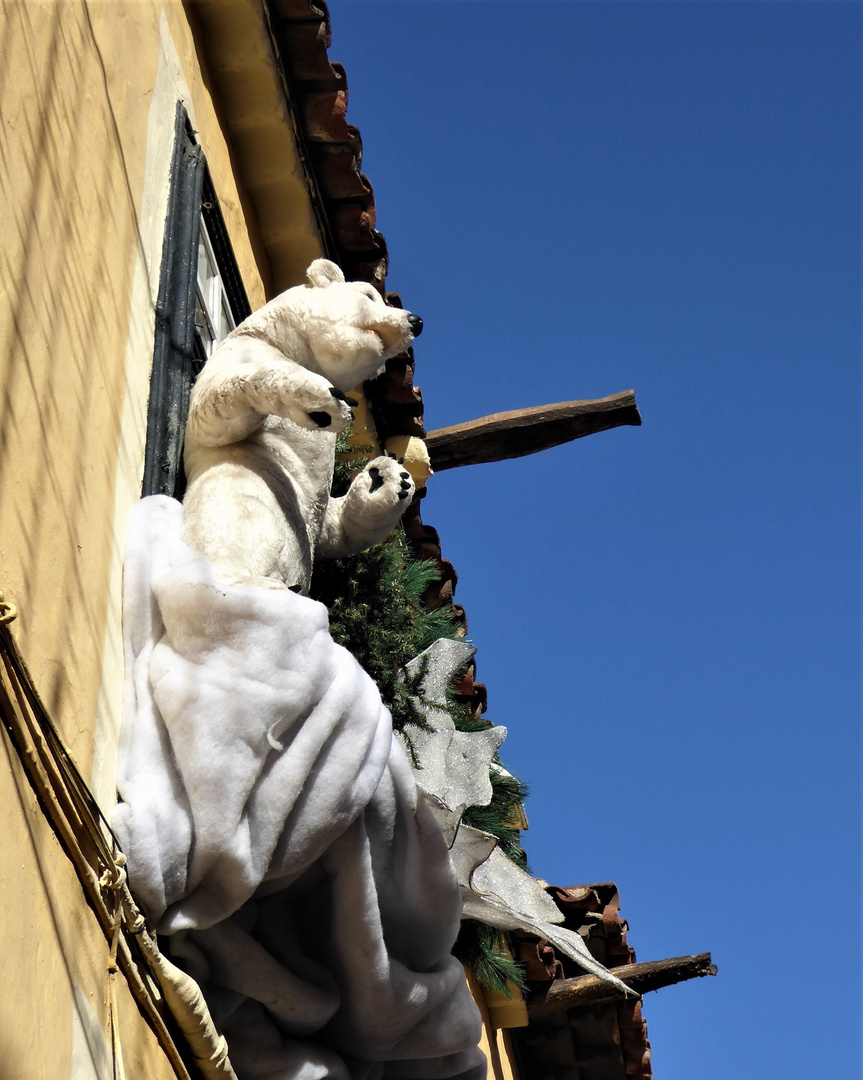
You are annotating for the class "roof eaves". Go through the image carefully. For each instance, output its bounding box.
[188,0,332,293]
[266,0,390,288]
[513,883,653,1080]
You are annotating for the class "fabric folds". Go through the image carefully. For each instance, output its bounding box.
[114,497,483,1080]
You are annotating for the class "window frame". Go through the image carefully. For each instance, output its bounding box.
[142,103,251,499]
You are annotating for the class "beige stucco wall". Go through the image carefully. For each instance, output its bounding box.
[0,0,327,797]
[0,0,268,781]
[0,2,321,1076]
[467,970,524,1080]
[0,732,181,1079]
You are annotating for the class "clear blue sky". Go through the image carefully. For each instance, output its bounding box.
[328,3,860,1076]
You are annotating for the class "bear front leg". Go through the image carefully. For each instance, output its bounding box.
[187,340,354,448]
[318,457,415,558]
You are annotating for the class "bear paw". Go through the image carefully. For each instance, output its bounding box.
[339,456,415,545]
[306,388,360,430]
[361,456,415,507]
[207,563,297,592]
[270,372,355,432]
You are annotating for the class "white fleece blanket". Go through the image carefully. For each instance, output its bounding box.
[114,497,484,1080]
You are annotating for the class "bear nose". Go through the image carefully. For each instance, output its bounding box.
[407,314,423,337]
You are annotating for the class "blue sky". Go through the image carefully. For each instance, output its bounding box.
[328,3,860,1076]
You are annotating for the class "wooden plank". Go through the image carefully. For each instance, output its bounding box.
[527,952,717,1020]
[424,390,641,472]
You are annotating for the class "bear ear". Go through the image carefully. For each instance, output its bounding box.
[306,259,345,288]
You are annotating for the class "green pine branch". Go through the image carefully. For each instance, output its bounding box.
[311,428,530,997]
[453,921,527,998]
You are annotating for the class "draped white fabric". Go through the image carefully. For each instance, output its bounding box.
[114,497,484,1080]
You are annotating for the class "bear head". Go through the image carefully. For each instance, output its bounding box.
[237,259,422,392]
[298,259,422,389]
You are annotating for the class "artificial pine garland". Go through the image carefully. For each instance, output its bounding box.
[310,527,459,734]
[450,696,529,995]
[309,431,529,997]
[462,769,529,870]
[453,922,527,998]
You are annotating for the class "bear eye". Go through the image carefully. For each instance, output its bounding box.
[360,286,380,303]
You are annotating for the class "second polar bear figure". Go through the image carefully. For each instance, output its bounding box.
[181,259,421,593]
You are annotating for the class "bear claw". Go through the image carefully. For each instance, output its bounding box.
[328,388,359,407]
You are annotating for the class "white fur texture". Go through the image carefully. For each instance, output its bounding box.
[181,260,418,593]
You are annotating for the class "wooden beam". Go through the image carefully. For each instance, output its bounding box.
[527,952,717,1020]
[424,390,641,472]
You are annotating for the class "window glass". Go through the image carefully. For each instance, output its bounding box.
[195,216,236,357]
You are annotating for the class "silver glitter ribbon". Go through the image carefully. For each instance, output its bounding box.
[401,639,635,995]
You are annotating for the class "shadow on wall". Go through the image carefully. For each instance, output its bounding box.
[0,2,148,760]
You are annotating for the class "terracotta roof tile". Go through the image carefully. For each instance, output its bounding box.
[512,884,653,1080]
[267,1,389,283]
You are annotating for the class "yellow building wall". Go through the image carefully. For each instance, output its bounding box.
[0,2,312,1076]
[0,0,267,788]
[467,970,526,1080]
[0,730,182,1079]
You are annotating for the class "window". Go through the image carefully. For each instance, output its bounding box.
[195,215,236,357]
[143,103,251,499]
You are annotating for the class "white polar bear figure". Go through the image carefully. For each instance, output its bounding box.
[181,259,421,593]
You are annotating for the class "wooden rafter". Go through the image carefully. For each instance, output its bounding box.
[424,390,641,472]
[527,952,717,1020]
